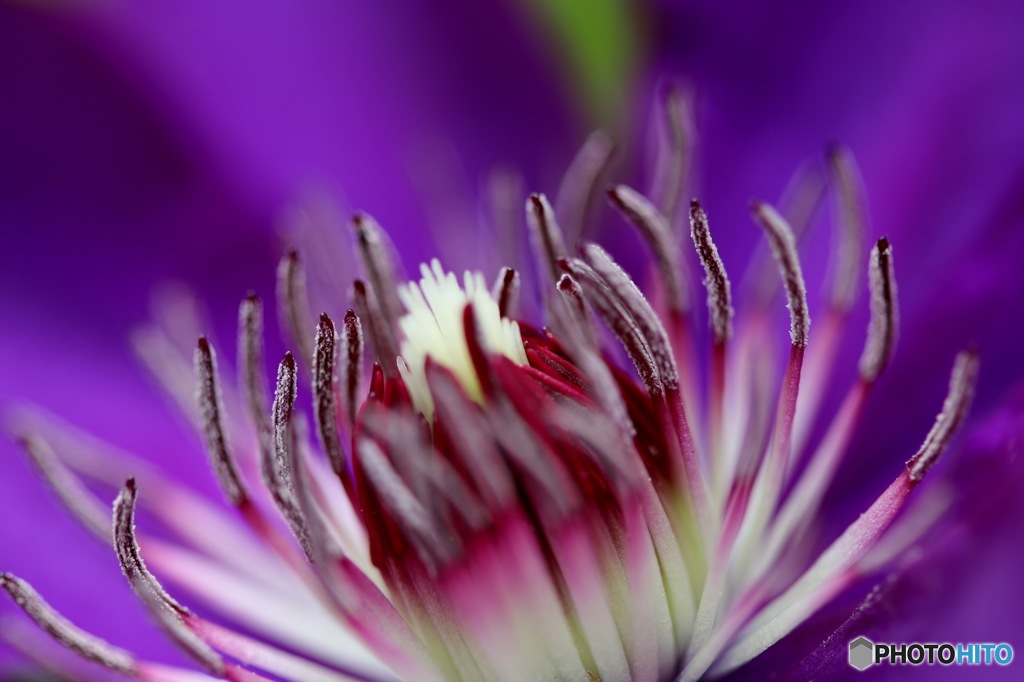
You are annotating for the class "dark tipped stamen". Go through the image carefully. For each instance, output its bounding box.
[559,257,661,396]
[859,238,899,381]
[195,337,248,507]
[689,200,734,344]
[0,574,137,675]
[606,184,688,315]
[113,479,188,616]
[492,267,521,319]
[580,243,680,393]
[14,433,109,541]
[340,309,364,432]
[578,243,711,526]
[263,352,314,560]
[652,82,696,224]
[526,193,569,285]
[352,279,399,377]
[555,130,616,244]
[752,201,811,347]
[906,351,979,481]
[827,145,867,312]
[554,274,597,347]
[313,314,346,480]
[276,250,315,368]
[353,212,404,332]
[748,159,827,309]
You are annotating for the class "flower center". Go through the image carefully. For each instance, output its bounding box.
[396,259,527,416]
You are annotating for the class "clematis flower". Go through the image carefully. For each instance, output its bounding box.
[0,75,1001,679]
[3,2,1024,681]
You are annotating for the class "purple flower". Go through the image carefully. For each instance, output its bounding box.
[0,78,1011,682]
[3,1,1024,680]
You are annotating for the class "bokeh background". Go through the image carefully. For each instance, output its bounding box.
[1,0,1023,680]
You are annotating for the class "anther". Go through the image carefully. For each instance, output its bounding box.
[859,238,899,381]
[276,250,315,368]
[607,184,688,315]
[195,337,248,507]
[752,201,810,347]
[689,200,733,344]
[526,193,569,285]
[906,351,979,481]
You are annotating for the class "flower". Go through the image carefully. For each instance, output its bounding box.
[0,81,993,679]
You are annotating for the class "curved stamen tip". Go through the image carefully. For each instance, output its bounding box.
[605,183,688,314]
[827,144,867,312]
[526,193,567,283]
[314,313,348,479]
[114,478,189,618]
[906,350,979,482]
[859,237,899,381]
[752,200,811,347]
[195,336,249,507]
[689,199,734,343]
[113,480,226,677]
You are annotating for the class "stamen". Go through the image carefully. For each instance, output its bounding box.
[492,267,520,319]
[526,193,569,285]
[13,433,109,541]
[559,257,660,396]
[425,361,515,509]
[555,130,616,244]
[688,199,733,344]
[131,326,200,430]
[554,274,595,343]
[113,482,228,676]
[263,352,314,560]
[352,212,404,333]
[340,309,364,432]
[188,618,388,682]
[859,237,899,382]
[195,337,249,507]
[0,574,137,675]
[356,438,456,569]
[313,314,346,480]
[651,82,696,224]
[277,250,315,368]
[580,243,679,393]
[827,144,867,312]
[113,479,187,617]
[752,201,810,347]
[606,184,688,315]
[745,158,826,309]
[906,350,979,481]
[574,245,710,536]
[714,352,979,674]
[352,279,399,377]
[238,294,272,428]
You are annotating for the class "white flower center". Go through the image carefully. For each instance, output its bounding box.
[397,259,527,417]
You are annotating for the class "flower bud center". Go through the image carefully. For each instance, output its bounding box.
[397,259,527,416]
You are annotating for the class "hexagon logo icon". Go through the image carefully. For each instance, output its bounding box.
[849,636,874,671]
